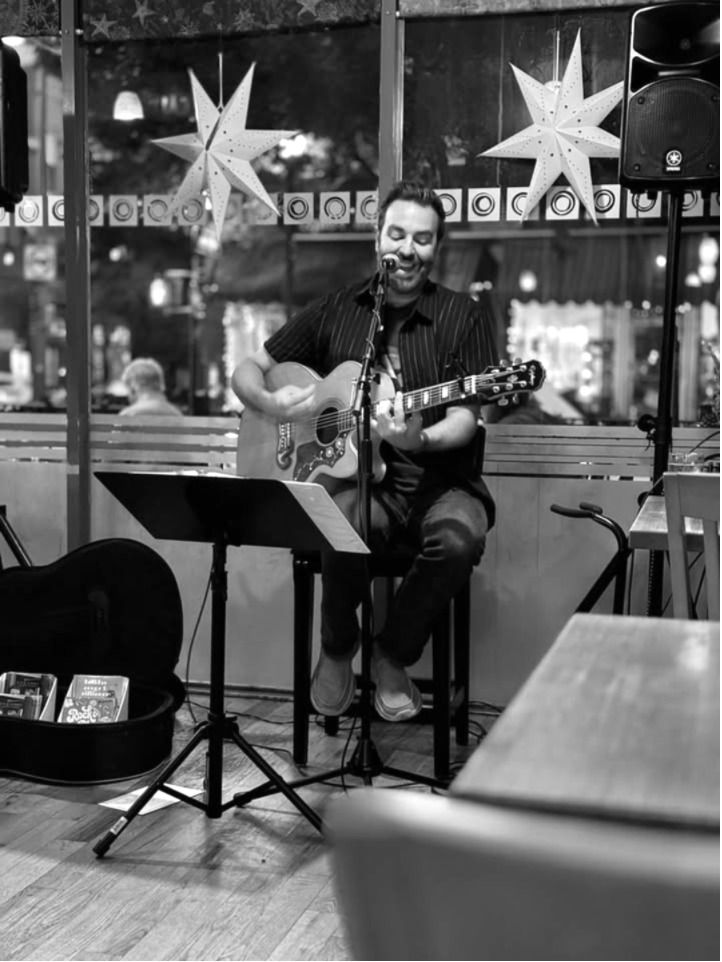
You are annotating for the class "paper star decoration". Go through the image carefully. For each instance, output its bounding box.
[480,31,623,223]
[153,63,296,240]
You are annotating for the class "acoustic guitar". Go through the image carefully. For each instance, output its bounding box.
[236,358,545,483]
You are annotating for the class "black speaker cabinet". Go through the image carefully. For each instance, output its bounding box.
[620,1,719,190]
[0,41,29,211]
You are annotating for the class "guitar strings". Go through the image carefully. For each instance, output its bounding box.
[293,371,530,432]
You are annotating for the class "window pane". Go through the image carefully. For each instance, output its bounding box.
[402,12,720,426]
[82,25,380,413]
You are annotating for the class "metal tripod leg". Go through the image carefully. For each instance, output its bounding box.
[93,536,325,857]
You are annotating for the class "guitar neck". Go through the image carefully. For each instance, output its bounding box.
[336,376,472,433]
[334,362,542,432]
[390,376,481,416]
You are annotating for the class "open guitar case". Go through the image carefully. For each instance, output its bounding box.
[0,522,185,785]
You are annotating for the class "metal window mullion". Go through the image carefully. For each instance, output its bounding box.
[379,0,404,198]
[61,0,91,549]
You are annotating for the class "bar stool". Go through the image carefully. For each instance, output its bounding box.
[291,549,472,782]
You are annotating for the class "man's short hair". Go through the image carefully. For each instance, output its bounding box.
[377,180,446,243]
[122,357,166,393]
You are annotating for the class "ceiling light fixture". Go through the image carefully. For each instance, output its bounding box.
[112,90,144,122]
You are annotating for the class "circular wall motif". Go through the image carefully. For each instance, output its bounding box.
[594,188,615,214]
[112,198,134,222]
[147,198,170,222]
[631,192,657,213]
[286,195,310,220]
[470,191,496,218]
[51,198,65,221]
[359,194,377,220]
[323,196,348,220]
[180,199,205,223]
[550,189,575,216]
[16,199,40,223]
[511,192,528,217]
[88,198,101,221]
[682,190,698,211]
[436,192,457,217]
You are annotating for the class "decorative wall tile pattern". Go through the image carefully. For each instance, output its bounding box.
[2,186,716,229]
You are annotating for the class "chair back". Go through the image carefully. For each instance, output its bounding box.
[663,471,720,620]
[327,788,720,961]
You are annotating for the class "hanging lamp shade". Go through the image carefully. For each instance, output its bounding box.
[113,90,144,122]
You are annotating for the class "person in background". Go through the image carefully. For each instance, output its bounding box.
[120,357,183,417]
[232,180,498,723]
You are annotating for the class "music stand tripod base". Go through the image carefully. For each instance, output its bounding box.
[91,471,369,856]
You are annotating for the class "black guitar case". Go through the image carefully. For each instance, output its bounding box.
[0,538,185,784]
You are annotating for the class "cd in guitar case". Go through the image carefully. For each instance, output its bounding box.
[0,538,185,784]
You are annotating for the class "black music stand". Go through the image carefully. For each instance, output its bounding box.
[92,470,368,857]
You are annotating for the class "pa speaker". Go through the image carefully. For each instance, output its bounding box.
[0,41,29,211]
[619,1,720,190]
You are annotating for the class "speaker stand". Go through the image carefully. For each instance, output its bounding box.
[646,188,684,616]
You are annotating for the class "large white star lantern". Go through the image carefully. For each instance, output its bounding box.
[480,31,623,223]
[153,63,296,240]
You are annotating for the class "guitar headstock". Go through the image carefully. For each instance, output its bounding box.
[475,359,546,405]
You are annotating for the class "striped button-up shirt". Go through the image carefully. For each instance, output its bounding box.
[265,276,497,526]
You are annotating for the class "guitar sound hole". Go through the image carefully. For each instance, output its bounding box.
[316,405,341,446]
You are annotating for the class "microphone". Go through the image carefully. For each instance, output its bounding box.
[381,253,400,273]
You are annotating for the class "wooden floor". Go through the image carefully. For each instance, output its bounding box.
[0,693,484,961]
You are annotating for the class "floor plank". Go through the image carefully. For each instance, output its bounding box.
[0,692,481,961]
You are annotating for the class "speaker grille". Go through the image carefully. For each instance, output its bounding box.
[621,77,720,187]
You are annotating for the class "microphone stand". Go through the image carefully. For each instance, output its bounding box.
[343,267,443,788]
[347,269,386,776]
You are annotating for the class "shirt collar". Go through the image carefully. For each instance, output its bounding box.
[355,275,437,323]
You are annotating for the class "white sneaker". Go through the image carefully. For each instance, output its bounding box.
[371,645,422,722]
[310,651,356,716]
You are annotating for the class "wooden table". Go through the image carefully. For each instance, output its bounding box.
[629,494,704,552]
[452,613,720,831]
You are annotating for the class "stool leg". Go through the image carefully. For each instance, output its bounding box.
[293,556,314,765]
[453,581,471,746]
[431,605,451,782]
[324,715,340,735]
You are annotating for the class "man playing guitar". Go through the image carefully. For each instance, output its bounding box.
[231,180,499,723]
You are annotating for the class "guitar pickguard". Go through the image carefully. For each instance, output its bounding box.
[294,435,347,482]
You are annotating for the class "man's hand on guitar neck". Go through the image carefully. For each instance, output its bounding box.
[373,392,426,452]
[374,397,480,454]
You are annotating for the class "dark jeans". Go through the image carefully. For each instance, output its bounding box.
[320,482,488,666]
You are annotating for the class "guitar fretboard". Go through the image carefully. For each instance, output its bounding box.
[330,362,541,433]
[393,375,481,414]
